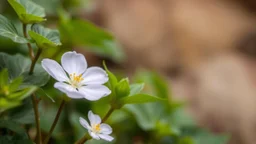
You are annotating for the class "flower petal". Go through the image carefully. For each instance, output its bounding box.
[79,117,91,130]
[98,134,114,142]
[78,85,111,101]
[61,51,87,75]
[54,82,84,99]
[89,131,100,140]
[41,59,68,82]
[81,67,108,85]
[88,110,101,126]
[100,124,112,135]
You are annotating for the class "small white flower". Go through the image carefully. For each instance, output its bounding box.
[41,51,111,101]
[79,111,114,142]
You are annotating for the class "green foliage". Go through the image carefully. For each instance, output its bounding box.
[0,120,33,143]
[0,69,37,112]
[121,94,165,104]
[28,24,61,49]
[0,15,29,43]
[0,1,230,143]
[103,62,165,106]
[0,52,49,87]
[115,78,130,99]
[8,0,46,24]
[59,11,125,62]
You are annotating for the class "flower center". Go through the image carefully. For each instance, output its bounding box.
[92,124,101,132]
[69,73,84,88]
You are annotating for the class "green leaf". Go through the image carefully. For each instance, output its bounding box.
[8,86,37,100]
[103,61,118,89]
[0,120,28,137]
[8,99,35,124]
[0,136,33,144]
[0,98,20,112]
[121,94,165,105]
[0,69,8,88]
[135,71,169,98]
[129,83,144,96]
[0,52,50,87]
[0,15,29,43]
[193,130,229,144]
[59,17,125,62]
[124,102,165,130]
[8,0,46,24]
[28,24,61,49]
[9,76,23,93]
[115,78,130,99]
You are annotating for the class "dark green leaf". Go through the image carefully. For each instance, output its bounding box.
[8,0,46,24]
[0,52,50,87]
[0,15,29,43]
[0,120,28,137]
[28,24,61,49]
[59,18,125,62]
[121,94,165,105]
[8,99,35,124]
[0,135,33,144]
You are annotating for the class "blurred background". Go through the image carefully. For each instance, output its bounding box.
[1,0,256,144]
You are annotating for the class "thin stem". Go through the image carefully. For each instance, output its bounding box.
[32,94,41,144]
[29,48,42,75]
[74,133,89,144]
[43,100,66,144]
[74,107,115,144]
[23,23,43,144]
[22,24,34,60]
[102,107,115,123]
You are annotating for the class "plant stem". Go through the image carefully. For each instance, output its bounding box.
[43,100,66,144]
[102,106,115,123]
[29,48,42,75]
[74,107,115,144]
[32,93,42,144]
[23,23,43,144]
[22,24,34,60]
[74,133,89,144]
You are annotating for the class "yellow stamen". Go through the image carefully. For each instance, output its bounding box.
[69,73,84,83]
[93,124,101,132]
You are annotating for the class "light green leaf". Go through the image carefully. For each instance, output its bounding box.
[0,69,8,88]
[0,52,50,87]
[0,15,29,43]
[8,0,46,24]
[129,83,144,96]
[0,98,20,112]
[115,78,130,99]
[103,61,118,89]
[59,18,125,62]
[124,102,165,130]
[9,76,23,93]
[121,94,165,105]
[8,86,37,100]
[28,24,61,49]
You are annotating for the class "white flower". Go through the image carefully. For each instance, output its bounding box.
[41,51,111,101]
[79,111,114,142]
